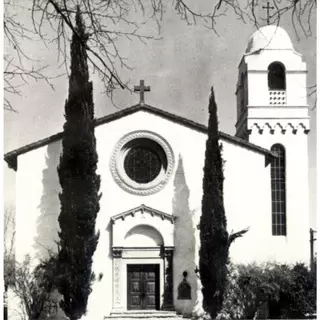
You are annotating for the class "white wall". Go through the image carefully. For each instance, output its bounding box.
[16,140,62,263]
[11,110,309,319]
[249,126,310,265]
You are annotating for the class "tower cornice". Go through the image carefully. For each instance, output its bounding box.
[247,120,310,135]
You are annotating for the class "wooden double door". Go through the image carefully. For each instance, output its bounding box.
[127,264,160,310]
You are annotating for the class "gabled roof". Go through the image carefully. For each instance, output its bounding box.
[4,104,276,170]
[111,204,175,224]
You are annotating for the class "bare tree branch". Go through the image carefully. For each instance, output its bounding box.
[308,84,317,110]
[30,0,164,99]
[4,0,316,111]
[4,206,60,319]
[4,0,62,112]
[8,255,59,320]
[4,206,16,289]
[3,55,62,112]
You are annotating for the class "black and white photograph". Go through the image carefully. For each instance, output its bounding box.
[3,0,317,319]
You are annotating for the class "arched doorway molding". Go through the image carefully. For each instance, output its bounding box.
[110,205,175,313]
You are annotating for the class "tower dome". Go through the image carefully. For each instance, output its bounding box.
[245,25,294,54]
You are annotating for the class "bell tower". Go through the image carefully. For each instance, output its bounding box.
[234,25,310,262]
[235,25,310,141]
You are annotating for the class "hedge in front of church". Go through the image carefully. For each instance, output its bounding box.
[56,8,101,320]
[216,262,317,319]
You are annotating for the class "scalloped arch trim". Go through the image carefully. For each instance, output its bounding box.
[249,122,309,134]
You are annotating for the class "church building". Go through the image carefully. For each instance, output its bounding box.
[5,25,310,319]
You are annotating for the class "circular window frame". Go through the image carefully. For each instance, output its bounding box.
[110,131,175,196]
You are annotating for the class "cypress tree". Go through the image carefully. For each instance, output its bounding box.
[56,8,101,320]
[199,87,228,319]
[199,88,248,319]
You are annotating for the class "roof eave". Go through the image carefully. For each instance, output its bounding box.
[4,104,276,171]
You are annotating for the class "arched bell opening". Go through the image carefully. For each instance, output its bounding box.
[268,62,287,106]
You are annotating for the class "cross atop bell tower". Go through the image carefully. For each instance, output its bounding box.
[262,1,274,25]
[134,80,151,105]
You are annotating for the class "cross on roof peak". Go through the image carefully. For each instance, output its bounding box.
[262,1,274,25]
[134,80,151,105]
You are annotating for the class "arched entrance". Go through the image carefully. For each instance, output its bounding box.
[110,205,175,313]
[124,225,163,311]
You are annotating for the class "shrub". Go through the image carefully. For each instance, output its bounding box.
[9,255,57,320]
[217,262,316,319]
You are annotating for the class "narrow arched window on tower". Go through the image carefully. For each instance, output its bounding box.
[271,144,287,236]
[268,62,286,90]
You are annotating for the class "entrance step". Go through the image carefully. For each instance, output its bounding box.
[105,310,185,319]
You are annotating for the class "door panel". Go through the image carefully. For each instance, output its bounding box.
[128,271,142,309]
[144,270,157,309]
[127,264,159,310]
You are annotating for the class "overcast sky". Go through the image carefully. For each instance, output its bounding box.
[4,1,317,226]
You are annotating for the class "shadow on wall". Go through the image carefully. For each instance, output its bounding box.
[34,142,62,261]
[106,220,113,260]
[172,155,197,317]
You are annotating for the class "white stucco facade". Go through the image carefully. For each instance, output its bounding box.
[6,25,311,319]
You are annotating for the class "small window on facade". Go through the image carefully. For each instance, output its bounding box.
[271,144,287,236]
[268,62,286,90]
